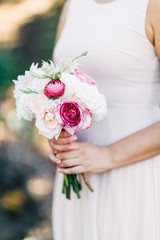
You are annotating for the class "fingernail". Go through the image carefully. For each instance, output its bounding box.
[54,150,57,154]
[68,145,74,150]
[73,136,77,141]
[58,168,61,172]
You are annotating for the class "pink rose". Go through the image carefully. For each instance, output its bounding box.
[55,97,92,135]
[75,69,96,86]
[44,80,65,98]
[35,99,62,139]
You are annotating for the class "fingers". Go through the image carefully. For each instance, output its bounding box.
[59,131,71,138]
[58,165,84,174]
[49,135,77,148]
[53,142,80,153]
[49,150,61,164]
[56,135,77,145]
[56,150,79,160]
[58,158,80,168]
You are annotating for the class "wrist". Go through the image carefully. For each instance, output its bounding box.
[107,145,120,170]
[108,144,129,169]
[99,145,116,171]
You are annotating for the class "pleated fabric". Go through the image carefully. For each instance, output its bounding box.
[52,0,160,239]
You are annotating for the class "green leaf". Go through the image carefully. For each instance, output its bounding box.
[30,70,52,80]
[19,88,38,94]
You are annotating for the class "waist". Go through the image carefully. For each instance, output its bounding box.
[107,103,160,109]
[104,84,160,109]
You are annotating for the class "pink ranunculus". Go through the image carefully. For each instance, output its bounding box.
[75,69,96,86]
[44,80,65,98]
[55,97,92,135]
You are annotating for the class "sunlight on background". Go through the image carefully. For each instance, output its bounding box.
[27,176,53,199]
[0,0,55,45]
[0,0,65,239]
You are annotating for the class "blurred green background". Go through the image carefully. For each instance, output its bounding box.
[0,0,65,239]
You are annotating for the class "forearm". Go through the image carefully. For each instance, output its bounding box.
[109,121,160,168]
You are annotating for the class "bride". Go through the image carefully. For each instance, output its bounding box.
[49,0,160,239]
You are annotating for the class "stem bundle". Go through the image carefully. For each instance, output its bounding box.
[62,173,94,199]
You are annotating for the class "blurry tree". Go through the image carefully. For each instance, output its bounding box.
[0,0,65,98]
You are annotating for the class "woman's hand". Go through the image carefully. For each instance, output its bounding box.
[49,131,115,174]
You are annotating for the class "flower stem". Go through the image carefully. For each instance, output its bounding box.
[81,173,94,192]
[62,177,65,194]
[71,174,81,198]
[78,174,82,191]
[45,74,53,80]
[64,174,68,187]
[62,173,93,199]
[63,175,71,200]
[72,51,88,62]
[67,175,71,200]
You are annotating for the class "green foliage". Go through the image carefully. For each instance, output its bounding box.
[0,1,64,98]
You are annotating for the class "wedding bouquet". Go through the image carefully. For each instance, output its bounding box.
[13,51,107,199]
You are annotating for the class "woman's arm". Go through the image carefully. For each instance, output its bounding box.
[148,0,160,58]
[109,122,160,167]
[49,122,160,174]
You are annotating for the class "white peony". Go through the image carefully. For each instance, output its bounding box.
[35,99,62,139]
[60,72,81,99]
[16,94,35,121]
[16,93,48,121]
[75,82,107,121]
[13,63,38,103]
[13,72,34,103]
[27,78,50,94]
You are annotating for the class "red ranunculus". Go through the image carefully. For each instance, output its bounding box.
[44,80,65,98]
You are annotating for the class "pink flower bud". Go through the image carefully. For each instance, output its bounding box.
[44,80,65,98]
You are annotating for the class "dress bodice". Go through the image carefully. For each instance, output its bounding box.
[53,0,160,144]
[54,0,160,109]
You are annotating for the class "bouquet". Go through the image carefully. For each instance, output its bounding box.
[13,51,107,199]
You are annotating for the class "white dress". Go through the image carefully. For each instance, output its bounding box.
[52,0,160,239]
